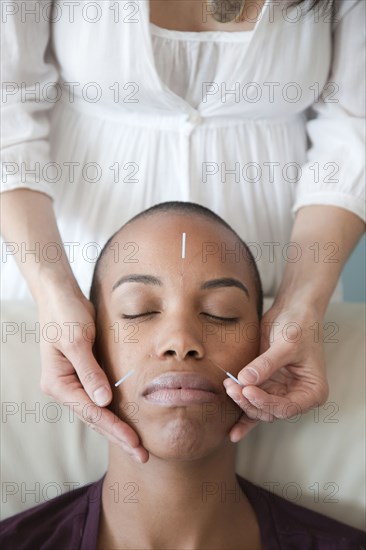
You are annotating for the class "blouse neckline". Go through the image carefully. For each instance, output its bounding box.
[148,0,269,43]
[145,0,270,112]
[149,21,255,42]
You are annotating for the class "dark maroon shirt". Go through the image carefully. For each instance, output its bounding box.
[0,474,365,549]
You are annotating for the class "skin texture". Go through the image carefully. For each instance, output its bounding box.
[149,0,266,32]
[1,190,364,459]
[225,205,365,442]
[94,212,262,549]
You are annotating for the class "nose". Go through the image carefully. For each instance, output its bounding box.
[154,316,205,362]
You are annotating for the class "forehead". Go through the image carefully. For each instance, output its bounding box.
[100,212,252,288]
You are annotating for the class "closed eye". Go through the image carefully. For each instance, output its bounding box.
[120,313,239,323]
[204,314,239,323]
[121,312,158,319]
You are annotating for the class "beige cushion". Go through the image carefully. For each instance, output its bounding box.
[1,299,365,530]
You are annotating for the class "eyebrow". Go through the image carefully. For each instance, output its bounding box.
[112,274,162,291]
[112,274,249,298]
[201,277,249,298]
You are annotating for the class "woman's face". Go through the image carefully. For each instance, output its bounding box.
[96,213,260,461]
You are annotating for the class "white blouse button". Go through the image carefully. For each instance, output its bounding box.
[188,112,202,124]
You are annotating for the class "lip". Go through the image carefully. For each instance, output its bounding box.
[143,372,221,395]
[142,372,222,407]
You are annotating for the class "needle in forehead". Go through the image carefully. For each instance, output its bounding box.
[181,232,186,259]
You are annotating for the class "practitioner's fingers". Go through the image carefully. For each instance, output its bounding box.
[228,413,259,443]
[39,343,149,463]
[223,379,276,422]
[241,385,322,421]
[37,293,150,463]
[237,349,284,387]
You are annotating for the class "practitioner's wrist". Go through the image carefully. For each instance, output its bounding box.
[35,263,84,306]
[272,284,328,320]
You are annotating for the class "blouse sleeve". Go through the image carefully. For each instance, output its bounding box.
[292,0,365,222]
[0,0,59,199]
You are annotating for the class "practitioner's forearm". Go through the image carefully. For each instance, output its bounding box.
[1,189,82,303]
[273,205,365,317]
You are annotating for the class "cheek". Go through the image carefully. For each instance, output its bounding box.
[97,317,133,360]
[97,326,144,403]
[228,323,260,377]
[95,326,114,368]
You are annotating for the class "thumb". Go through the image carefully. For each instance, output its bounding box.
[71,346,113,407]
[238,348,285,386]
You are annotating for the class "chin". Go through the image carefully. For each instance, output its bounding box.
[138,414,232,461]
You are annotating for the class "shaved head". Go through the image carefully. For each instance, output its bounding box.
[90,201,263,318]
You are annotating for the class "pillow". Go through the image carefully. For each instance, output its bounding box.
[1,299,365,530]
[236,302,365,530]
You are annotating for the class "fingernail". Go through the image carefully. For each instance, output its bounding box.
[226,388,240,402]
[119,442,141,463]
[124,448,142,463]
[93,386,110,406]
[243,367,258,384]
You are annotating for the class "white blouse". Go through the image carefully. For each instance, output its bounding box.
[1,0,365,300]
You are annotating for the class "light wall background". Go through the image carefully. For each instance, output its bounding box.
[342,234,365,302]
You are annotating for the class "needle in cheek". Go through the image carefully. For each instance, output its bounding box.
[209,358,244,387]
[225,371,244,387]
[115,369,135,387]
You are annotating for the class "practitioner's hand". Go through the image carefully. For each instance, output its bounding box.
[37,289,149,463]
[223,303,329,442]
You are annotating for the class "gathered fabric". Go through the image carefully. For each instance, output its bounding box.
[1,0,364,299]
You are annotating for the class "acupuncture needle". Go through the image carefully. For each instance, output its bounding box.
[209,359,244,387]
[115,369,135,387]
[181,232,186,259]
